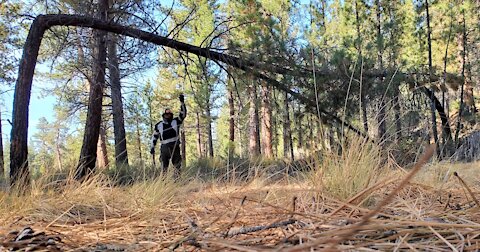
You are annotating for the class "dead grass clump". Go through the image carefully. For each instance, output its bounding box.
[309,135,387,201]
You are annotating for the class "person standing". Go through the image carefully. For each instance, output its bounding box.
[150,94,186,177]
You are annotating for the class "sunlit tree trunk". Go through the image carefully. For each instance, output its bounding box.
[55,130,63,171]
[248,83,260,157]
[260,84,273,158]
[96,125,109,169]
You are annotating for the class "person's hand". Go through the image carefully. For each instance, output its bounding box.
[179,94,185,103]
[150,147,155,155]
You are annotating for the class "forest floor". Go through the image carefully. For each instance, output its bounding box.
[1,158,480,251]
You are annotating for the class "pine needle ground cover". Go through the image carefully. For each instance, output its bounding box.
[2,157,480,251]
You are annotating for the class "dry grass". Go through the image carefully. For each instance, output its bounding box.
[1,144,480,251]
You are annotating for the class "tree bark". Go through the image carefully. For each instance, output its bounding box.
[248,84,260,157]
[96,125,109,169]
[425,0,440,150]
[75,0,108,179]
[260,84,273,158]
[108,34,129,168]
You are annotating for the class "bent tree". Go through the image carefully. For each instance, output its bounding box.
[9,14,449,186]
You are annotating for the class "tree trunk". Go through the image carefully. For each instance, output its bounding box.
[0,109,4,177]
[422,87,452,142]
[134,111,143,165]
[283,92,290,158]
[181,130,186,166]
[108,34,129,168]
[55,130,63,171]
[425,0,439,151]
[260,83,273,158]
[195,112,203,157]
[271,89,278,158]
[393,87,401,141]
[75,0,108,179]
[206,102,214,158]
[248,84,260,157]
[228,79,235,156]
[454,7,467,146]
[96,125,109,169]
[442,11,453,148]
[375,0,386,141]
[355,1,369,134]
[9,18,47,187]
[296,104,303,150]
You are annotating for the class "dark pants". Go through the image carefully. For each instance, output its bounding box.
[160,141,182,177]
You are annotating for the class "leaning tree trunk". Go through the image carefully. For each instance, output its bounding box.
[260,83,273,158]
[108,34,129,168]
[75,0,108,179]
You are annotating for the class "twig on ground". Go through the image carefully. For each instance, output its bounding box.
[226,219,296,237]
[223,196,247,238]
[453,172,480,207]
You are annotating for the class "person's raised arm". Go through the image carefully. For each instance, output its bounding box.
[178,94,187,122]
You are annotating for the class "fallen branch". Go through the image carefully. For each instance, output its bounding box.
[226,219,296,237]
